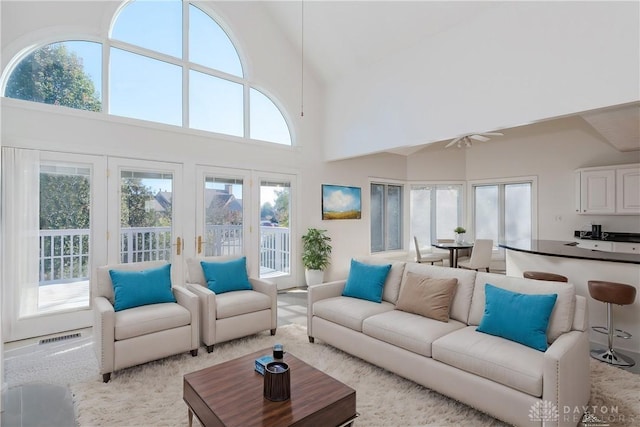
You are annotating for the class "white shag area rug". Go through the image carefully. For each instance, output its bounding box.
[70,324,640,427]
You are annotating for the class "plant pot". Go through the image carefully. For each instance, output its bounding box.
[455,233,465,244]
[305,269,324,286]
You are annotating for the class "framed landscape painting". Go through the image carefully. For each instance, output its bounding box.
[322,184,361,220]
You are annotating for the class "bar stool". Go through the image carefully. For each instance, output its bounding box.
[588,280,637,367]
[523,271,568,282]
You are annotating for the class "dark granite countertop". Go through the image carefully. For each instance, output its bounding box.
[573,231,640,243]
[499,239,640,265]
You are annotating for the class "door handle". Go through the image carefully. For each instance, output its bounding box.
[197,235,203,254]
[175,237,183,256]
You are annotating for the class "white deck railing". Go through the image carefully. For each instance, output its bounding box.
[39,225,291,284]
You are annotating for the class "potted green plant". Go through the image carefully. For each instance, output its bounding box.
[301,228,332,286]
[454,226,466,243]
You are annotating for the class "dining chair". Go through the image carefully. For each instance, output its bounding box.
[413,236,446,265]
[457,239,493,272]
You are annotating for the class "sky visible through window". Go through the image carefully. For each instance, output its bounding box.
[8,0,291,146]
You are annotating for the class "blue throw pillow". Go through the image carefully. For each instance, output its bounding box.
[476,283,558,351]
[109,264,176,312]
[201,257,253,294]
[342,259,391,303]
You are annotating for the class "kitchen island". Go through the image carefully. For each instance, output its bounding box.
[500,239,640,353]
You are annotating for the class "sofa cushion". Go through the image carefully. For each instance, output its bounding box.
[477,284,557,351]
[468,272,576,342]
[396,272,458,322]
[216,290,272,319]
[201,257,252,294]
[342,259,391,303]
[432,326,545,397]
[355,257,406,304]
[115,302,191,341]
[363,310,466,357]
[402,264,477,324]
[313,296,395,332]
[109,264,176,312]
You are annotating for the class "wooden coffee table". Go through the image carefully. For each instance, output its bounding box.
[183,348,357,427]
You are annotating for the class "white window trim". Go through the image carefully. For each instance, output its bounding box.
[0,1,294,147]
[467,175,538,258]
[408,180,466,249]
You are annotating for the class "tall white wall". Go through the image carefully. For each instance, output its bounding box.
[325,1,640,160]
[0,0,405,290]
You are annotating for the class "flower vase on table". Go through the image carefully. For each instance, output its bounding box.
[455,233,465,244]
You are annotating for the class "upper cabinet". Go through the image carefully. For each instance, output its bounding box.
[575,164,640,215]
[616,167,640,214]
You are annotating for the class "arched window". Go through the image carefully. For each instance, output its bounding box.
[4,41,102,111]
[3,0,292,146]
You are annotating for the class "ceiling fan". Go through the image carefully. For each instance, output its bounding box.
[445,132,504,148]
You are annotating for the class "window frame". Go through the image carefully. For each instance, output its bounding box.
[370,179,404,254]
[467,175,538,257]
[1,1,294,147]
[409,181,465,250]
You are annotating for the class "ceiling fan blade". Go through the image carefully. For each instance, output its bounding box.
[479,132,504,136]
[470,135,490,142]
[445,136,464,148]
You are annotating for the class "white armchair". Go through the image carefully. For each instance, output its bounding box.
[93,260,200,383]
[186,256,277,353]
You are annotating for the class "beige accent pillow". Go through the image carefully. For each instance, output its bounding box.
[396,272,458,322]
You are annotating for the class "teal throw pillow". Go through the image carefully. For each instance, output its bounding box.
[109,264,176,312]
[201,257,252,294]
[476,283,558,351]
[342,259,391,303]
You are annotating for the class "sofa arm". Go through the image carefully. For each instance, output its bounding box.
[186,282,217,347]
[93,296,115,376]
[543,330,591,427]
[250,277,278,330]
[307,280,347,339]
[173,286,200,351]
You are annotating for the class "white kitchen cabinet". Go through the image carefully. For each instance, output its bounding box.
[616,166,640,214]
[575,164,639,215]
[577,240,613,251]
[612,242,640,254]
[578,169,616,214]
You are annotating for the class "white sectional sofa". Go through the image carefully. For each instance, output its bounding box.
[307,258,590,427]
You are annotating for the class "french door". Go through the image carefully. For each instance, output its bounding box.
[2,149,106,341]
[108,158,184,284]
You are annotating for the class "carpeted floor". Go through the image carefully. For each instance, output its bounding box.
[69,324,640,427]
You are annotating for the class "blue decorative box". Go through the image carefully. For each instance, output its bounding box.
[255,355,274,375]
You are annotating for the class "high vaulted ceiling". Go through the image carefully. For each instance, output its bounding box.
[261,1,499,85]
[260,1,639,155]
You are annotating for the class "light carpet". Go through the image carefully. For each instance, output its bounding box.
[70,324,639,427]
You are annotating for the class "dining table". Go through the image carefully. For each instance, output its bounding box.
[433,241,474,268]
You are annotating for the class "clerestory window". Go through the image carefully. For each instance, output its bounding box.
[2,0,292,146]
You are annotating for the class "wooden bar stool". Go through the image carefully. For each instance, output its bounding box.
[523,271,568,282]
[588,280,637,367]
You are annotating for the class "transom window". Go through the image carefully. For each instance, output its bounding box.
[2,0,292,146]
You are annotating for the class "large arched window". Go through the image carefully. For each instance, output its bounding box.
[3,0,292,146]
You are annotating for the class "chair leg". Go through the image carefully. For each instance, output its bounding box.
[190,349,198,357]
[308,336,315,343]
[103,373,111,383]
[206,345,214,353]
[270,328,276,336]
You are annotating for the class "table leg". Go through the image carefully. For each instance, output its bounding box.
[449,250,455,268]
[188,408,193,427]
[452,249,458,268]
